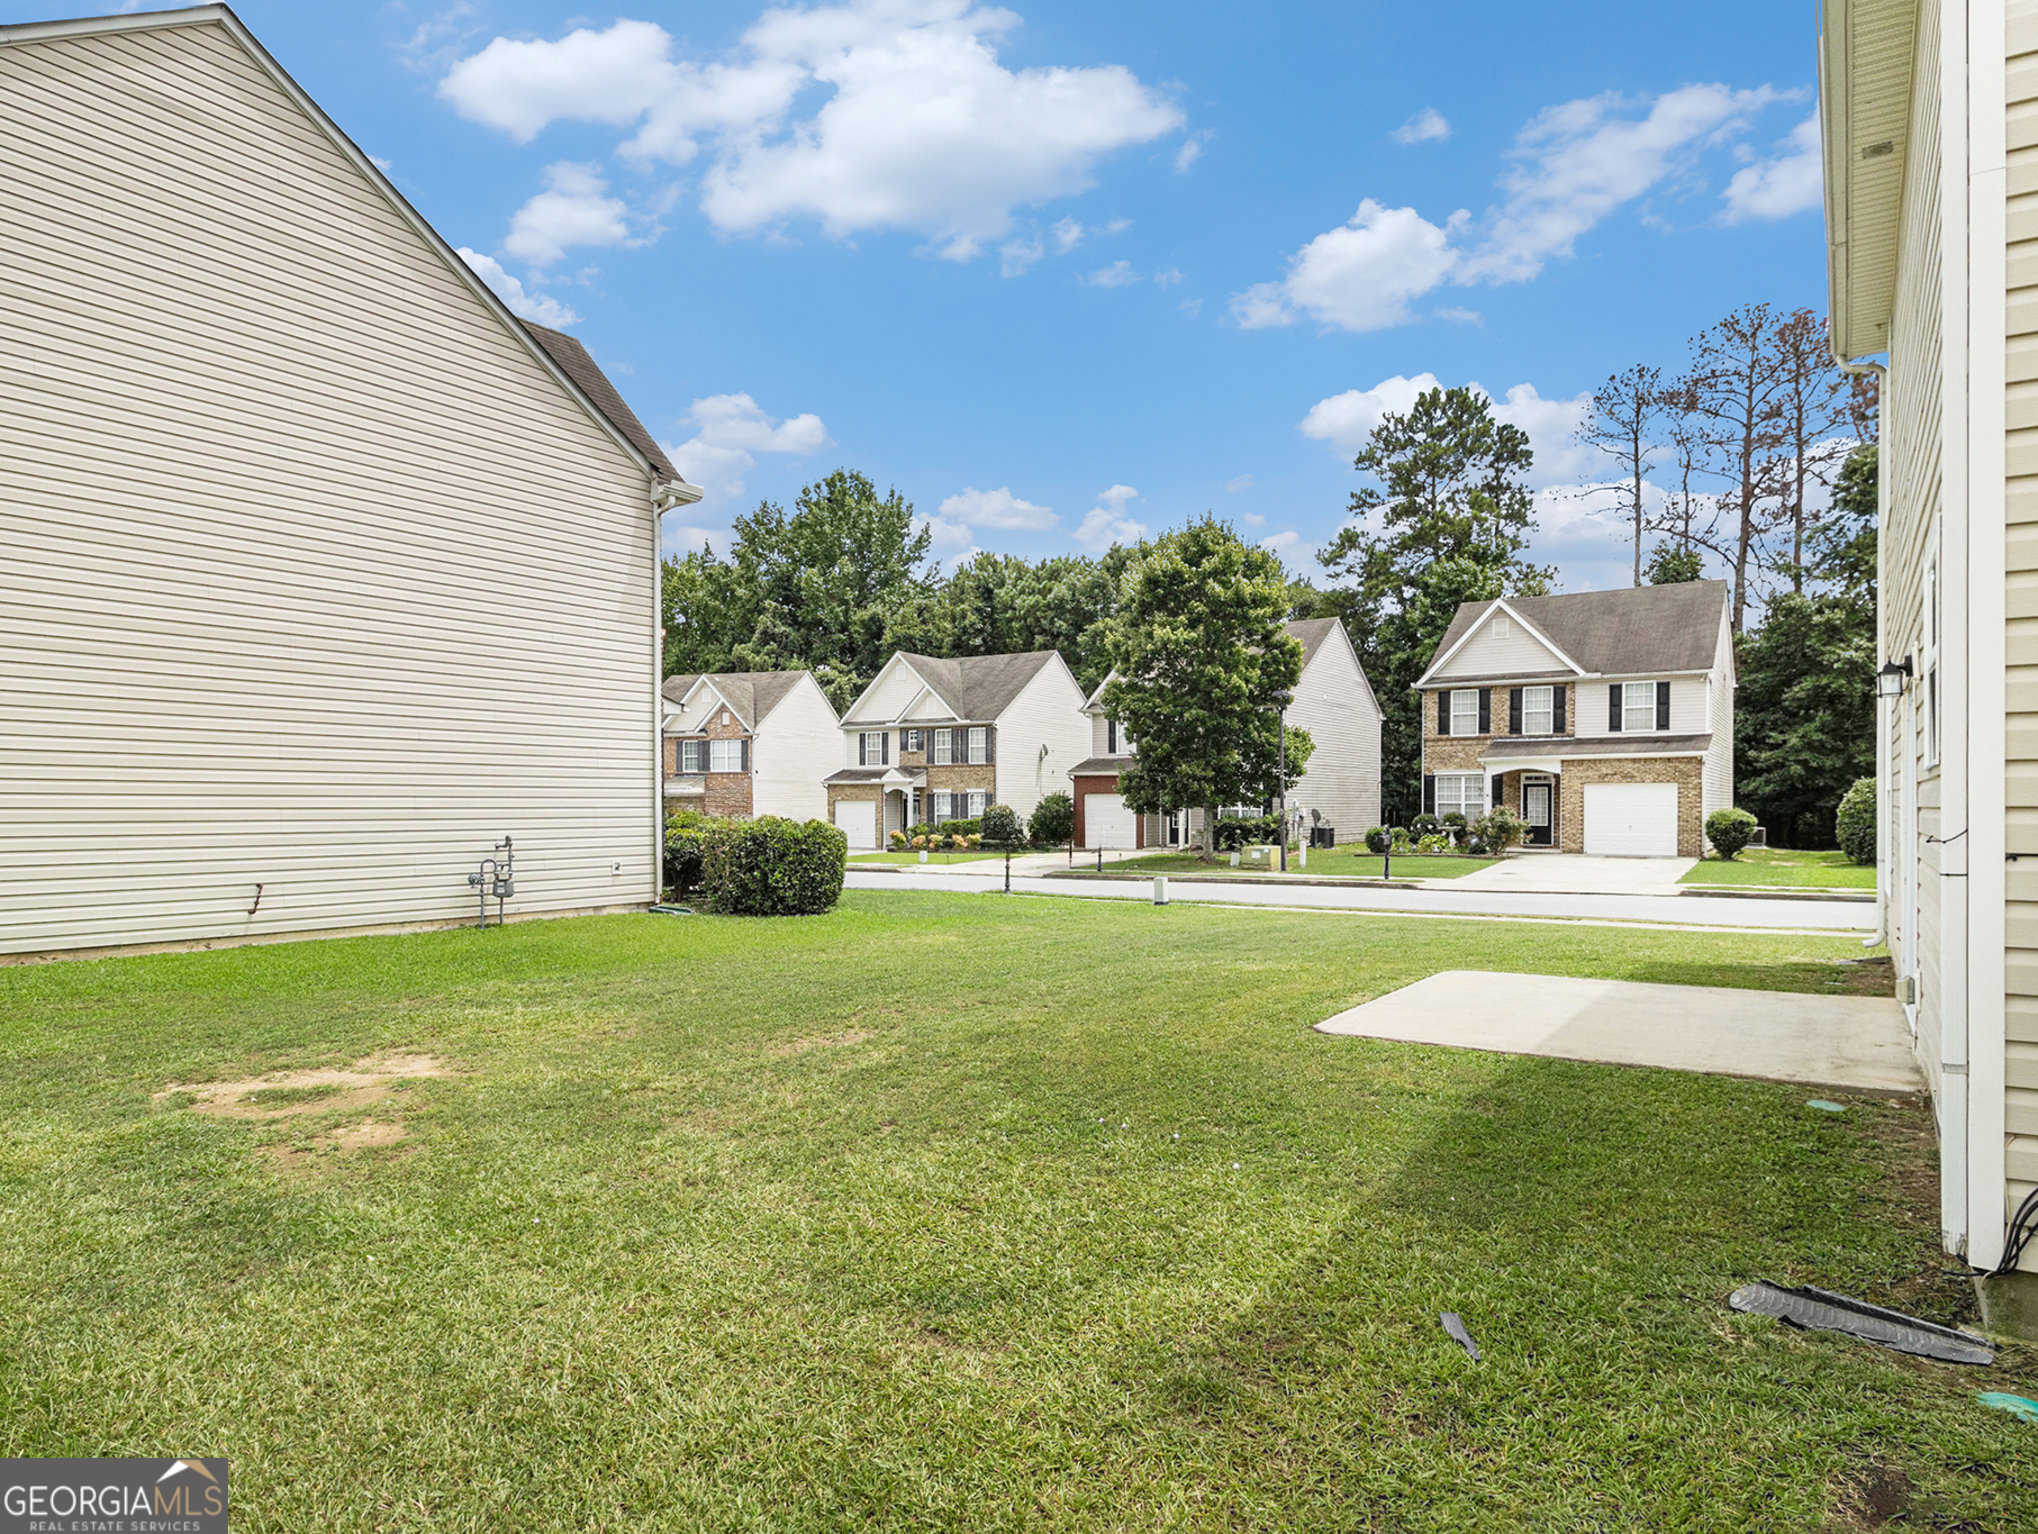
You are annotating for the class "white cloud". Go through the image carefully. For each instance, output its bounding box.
[1224,474,1253,493]
[1299,374,1592,488]
[998,236,1045,277]
[1236,83,1790,332]
[1392,107,1450,145]
[1259,530,1308,560]
[1085,259,1140,287]
[1299,373,1442,453]
[914,511,980,563]
[456,247,581,326]
[503,162,632,267]
[936,486,1056,530]
[1436,305,1483,325]
[1722,112,1822,222]
[392,1,479,71]
[1173,131,1212,172]
[1075,484,1146,549]
[1154,267,1184,287]
[666,393,829,504]
[1230,200,1463,332]
[444,4,1185,262]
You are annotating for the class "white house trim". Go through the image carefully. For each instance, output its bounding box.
[1414,598,1587,688]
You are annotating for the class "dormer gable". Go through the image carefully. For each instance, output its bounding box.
[1419,600,1583,687]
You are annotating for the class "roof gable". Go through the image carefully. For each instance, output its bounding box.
[661,670,809,730]
[0,5,688,493]
[1423,581,1732,683]
[888,651,1060,721]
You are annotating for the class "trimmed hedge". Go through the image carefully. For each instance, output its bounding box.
[981,803,1023,848]
[1836,777,1877,865]
[1028,791,1075,848]
[700,816,847,915]
[663,810,729,898]
[1704,807,1758,861]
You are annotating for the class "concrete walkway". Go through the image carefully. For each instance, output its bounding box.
[1314,970,1919,1092]
[1452,854,1696,894]
[842,868,1877,933]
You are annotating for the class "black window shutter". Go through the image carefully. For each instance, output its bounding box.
[1477,689,1491,734]
[1554,687,1567,734]
[1438,691,1449,733]
[1422,774,1436,815]
[1608,683,1623,732]
[984,727,996,765]
[1107,720,1117,754]
[882,732,890,765]
[1656,680,1672,730]
[741,739,750,772]
[1492,776,1505,807]
[1509,688,1523,734]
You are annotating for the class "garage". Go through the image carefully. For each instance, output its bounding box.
[1583,783,1679,857]
[832,798,877,851]
[1082,792,1137,849]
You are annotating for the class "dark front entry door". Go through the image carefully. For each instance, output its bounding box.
[1523,782,1554,847]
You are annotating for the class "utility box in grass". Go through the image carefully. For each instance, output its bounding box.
[1241,843,1281,868]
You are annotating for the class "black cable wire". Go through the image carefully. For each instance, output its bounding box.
[1989,1186,2038,1277]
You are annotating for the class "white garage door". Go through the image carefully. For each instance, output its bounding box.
[1083,793,1137,849]
[832,799,877,851]
[1583,783,1679,857]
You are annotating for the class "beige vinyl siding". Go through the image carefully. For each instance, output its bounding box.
[0,21,658,954]
[753,677,842,822]
[1091,712,1127,758]
[1285,628,1382,835]
[2004,1,2038,1226]
[1428,614,1570,681]
[992,659,1092,820]
[843,661,935,726]
[1569,675,1711,738]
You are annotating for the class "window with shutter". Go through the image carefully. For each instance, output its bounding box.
[1508,688,1523,734]
[1655,680,1671,731]
[1449,689,1478,736]
[934,730,953,766]
[1608,683,1623,732]
[969,726,988,764]
[1553,686,1567,733]
[1437,691,1449,733]
[709,738,743,772]
[1477,688,1491,734]
[1522,686,1553,735]
[1621,683,1659,733]
[1107,719,1118,754]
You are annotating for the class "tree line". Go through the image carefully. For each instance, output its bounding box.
[661,302,1879,848]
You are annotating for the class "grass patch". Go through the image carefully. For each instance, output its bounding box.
[1682,848,1877,890]
[0,892,2022,1530]
[1096,849,1498,879]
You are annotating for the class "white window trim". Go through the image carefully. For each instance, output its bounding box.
[1522,684,1554,736]
[1449,689,1478,737]
[968,726,989,765]
[709,738,743,773]
[1621,680,1662,734]
[680,739,704,773]
[1433,772,1483,820]
[933,730,954,766]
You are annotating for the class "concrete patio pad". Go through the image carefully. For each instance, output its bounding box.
[1314,970,1920,1092]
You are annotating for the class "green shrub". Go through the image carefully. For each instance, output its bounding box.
[1215,812,1283,850]
[1363,826,1391,855]
[1439,811,1470,849]
[1836,777,1877,865]
[663,809,730,897]
[1469,807,1524,854]
[1411,812,1441,838]
[700,816,847,915]
[908,818,980,840]
[1028,791,1075,848]
[981,803,1023,848]
[1704,807,1759,861]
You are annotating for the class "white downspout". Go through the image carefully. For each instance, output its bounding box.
[1832,356,1889,950]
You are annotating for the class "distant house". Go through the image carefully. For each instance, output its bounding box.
[825,652,1090,848]
[1413,582,1734,858]
[662,672,840,822]
[1072,617,1383,849]
[0,7,699,955]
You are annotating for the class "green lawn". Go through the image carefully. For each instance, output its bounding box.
[1096,848,1498,879]
[1682,848,1878,890]
[847,849,1006,865]
[2,893,2026,1531]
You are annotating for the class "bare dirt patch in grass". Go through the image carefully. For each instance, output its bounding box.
[159,1054,451,1165]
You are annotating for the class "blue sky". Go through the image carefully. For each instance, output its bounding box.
[29,1,1829,589]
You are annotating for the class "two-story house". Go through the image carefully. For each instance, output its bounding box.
[1415,581,1735,858]
[1069,617,1384,849]
[824,651,1091,849]
[662,671,840,821]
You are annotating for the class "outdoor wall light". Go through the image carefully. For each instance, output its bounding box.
[1876,657,1914,700]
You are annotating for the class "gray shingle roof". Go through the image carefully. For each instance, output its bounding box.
[892,651,1060,721]
[1284,616,1339,667]
[662,671,809,730]
[1481,732,1713,759]
[1068,756,1131,777]
[521,321,680,482]
[1429,580,1729,680]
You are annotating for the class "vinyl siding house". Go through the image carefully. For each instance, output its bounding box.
[1414,582,1735,859]
[662,671,840,822]
[824,651,1090,849]
[0,6,699,956]
[1822,0,2038,1322]
[1071,618,1384,849]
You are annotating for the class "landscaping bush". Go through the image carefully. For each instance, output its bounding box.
[1411,812,1441,839]
[1704,807,1759,861]
[663,809,730,897]
[1214,813,1283,851]
[908,818,980,841]
[1363,826,1391,855]
[700,816,847,915]
[1836,777,1877,865]
[1415,833,1454,854]
[888,830,908,850]
[981,804,1023,848]
[1468,807,1525,855]
[1028,791,1075,848]
[1440,812,1470,849]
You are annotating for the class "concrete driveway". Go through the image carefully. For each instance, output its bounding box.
[1314,970,1918,1092]
[1452,854,1696,894]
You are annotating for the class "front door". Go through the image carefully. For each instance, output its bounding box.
[1522,781,1554,847]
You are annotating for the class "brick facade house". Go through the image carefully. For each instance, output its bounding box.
[1414,582,1735,858]
[662,671,841,822]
